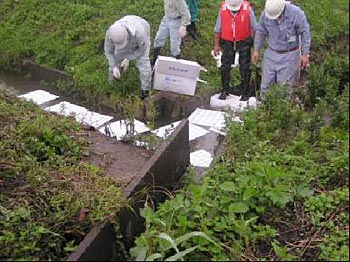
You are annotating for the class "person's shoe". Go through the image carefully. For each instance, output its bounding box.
[239,95,249,101]
[228,86,242,96]
[140,90,149,100]
[187,22,200,41]
[218,91,227,100]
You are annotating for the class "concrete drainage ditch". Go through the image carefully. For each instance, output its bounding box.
[1,62,228,261]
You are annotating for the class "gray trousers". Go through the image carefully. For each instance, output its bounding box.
[261,47,300,98]
[154,16,182,57]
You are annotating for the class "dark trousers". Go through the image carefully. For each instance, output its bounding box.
[220,38,253,96]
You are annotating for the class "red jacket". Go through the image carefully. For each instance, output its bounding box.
[220,0,252,42]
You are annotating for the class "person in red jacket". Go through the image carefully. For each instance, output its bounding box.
[213,0,257,101]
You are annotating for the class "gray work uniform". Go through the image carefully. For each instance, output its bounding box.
[154,0,191,57]
[254,3,311,97]
[104,15,151,91]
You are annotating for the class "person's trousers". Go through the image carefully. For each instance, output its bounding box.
[220,38,252,94]
[154,16,182,57]
[261,47,300,98]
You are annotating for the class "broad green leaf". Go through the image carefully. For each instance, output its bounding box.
[296,185,314,198]
[130,246,148,261]
[243,187,257,201]
[229,202,249,213]
[219,181,235,192]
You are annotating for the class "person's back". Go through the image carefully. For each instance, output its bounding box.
[104,15,152,99]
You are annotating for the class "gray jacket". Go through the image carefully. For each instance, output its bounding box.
[104,15,150,70]
[164,0,191,26]
[254,3,311,55]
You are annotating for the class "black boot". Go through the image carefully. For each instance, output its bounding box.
[187,22,200,41]
[151,47,161,67]
[219,88,229,100]
[140,90,149,100]
[219,67,231,100]
[240,69,252,101]
[175,54,181,59]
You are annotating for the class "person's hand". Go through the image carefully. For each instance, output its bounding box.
[300,54,309,70]
[112,66,121,79]
[178,26,187,38]
[252,50,259,64]
[213,45,222,56]
[121,59,129,72]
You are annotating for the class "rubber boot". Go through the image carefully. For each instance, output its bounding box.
[239,69,252,101]
[151,47,161,67]
[219,68,231,100]
[175,54,181,59]
[140,90,149,100]
[187,22,200,41]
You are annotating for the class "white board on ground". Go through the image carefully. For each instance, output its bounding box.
[152,121,210,141]
[19,90,59,105]
[188,108,226,131]
[190,149,213,168]
[98,119,150,140]
[45,101,113,128]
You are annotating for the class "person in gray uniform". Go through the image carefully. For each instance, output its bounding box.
[104,15,152,100]
[152,0,191,65]
[252,0,311,99]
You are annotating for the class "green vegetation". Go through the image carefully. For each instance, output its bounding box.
[0,0,349,261]
[0,91,125,260]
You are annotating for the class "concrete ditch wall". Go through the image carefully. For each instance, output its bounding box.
[67,119,190,261]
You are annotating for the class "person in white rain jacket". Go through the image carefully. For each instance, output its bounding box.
[104,15,152,100]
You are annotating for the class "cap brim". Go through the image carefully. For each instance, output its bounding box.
[227,4,240,11]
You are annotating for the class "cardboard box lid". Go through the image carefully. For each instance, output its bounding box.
[154,56,203,79]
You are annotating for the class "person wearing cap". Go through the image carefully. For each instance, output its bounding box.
[214,0,257,101]
[252,0,311,99]
[104,15,152,100]
[152,0,191,65]
[185,0,200,40]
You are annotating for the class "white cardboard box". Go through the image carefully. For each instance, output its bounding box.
[153,56,203,96]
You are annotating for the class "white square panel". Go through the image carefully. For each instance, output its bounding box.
[19,90,59,105]
[98,119,150,140]
[45,101,113,128]
[152,121,209,141]
[188,108,226,131]
[190,150,213,168]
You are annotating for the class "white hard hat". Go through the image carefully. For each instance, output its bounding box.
[108,23,128,49]
[225,0,243,11]
[265,0,286,20]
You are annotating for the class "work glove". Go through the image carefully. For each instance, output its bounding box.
[112,66,121,79]
[178,25,187,38]
[121,58,129,72]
